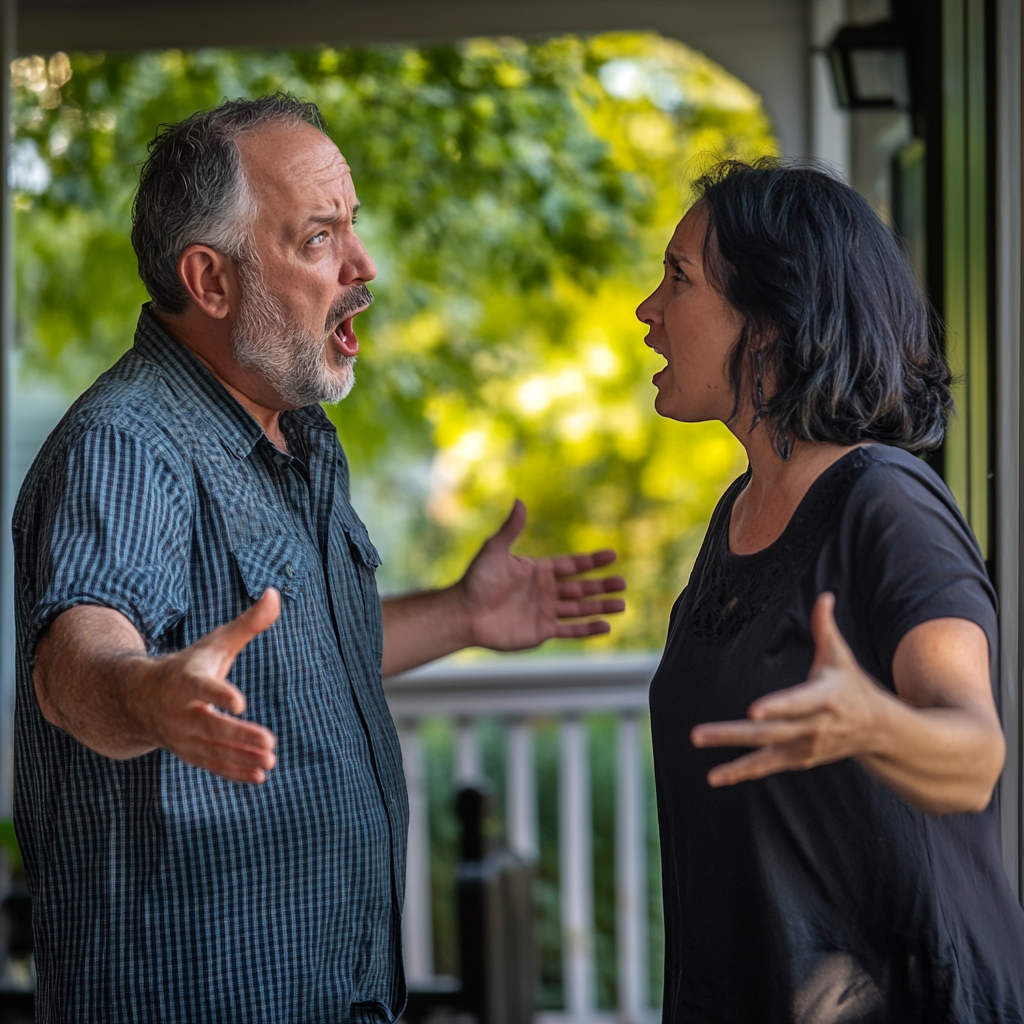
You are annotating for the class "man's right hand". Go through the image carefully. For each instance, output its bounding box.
[34,589,281,784]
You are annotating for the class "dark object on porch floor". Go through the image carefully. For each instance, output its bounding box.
[402,785,535,1024]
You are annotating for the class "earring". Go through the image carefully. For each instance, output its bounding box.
[779,434,792,461]
[754,349,764,413]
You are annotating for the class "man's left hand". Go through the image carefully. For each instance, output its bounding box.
[380,499,625,677]
[456,499,626,650]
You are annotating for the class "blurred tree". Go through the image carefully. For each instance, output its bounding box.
[11,33,777,649]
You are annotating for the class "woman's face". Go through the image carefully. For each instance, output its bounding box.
[636,204,746,424]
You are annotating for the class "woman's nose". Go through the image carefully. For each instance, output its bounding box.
[636,291,661,326]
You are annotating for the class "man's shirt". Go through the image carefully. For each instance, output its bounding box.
[13,307,408,1024]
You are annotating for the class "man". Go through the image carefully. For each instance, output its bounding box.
[14,95,625,1023]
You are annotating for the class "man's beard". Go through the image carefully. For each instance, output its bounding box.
[231,260,373,407]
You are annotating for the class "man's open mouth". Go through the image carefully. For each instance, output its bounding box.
[330,301,371,358]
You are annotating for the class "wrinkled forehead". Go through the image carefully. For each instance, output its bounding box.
[234,121,354,221]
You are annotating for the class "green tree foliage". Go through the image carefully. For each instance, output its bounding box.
[12,34,777,649]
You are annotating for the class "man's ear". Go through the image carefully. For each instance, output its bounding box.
[177,244,241,320]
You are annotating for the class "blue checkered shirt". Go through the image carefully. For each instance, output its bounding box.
[13,307,408,1024]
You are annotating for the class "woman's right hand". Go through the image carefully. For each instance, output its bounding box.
[691,592,1005,814]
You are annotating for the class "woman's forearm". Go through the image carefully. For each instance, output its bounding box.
[860,693,1004,814]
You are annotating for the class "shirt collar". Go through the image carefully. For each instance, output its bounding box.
[132,304,336,458]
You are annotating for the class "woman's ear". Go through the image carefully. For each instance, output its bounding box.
[176,244,241,320]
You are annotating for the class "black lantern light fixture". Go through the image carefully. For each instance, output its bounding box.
[826,20,910,110]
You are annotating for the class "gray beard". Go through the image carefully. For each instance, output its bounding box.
[231,262,373,407]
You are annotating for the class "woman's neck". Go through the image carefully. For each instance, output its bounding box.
[729,425,867,555]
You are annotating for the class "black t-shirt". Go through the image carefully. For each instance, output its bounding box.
[650,445,1024,1024]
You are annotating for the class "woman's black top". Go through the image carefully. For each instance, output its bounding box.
[650,445,1024,1024]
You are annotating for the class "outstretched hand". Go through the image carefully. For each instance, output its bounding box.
[142,589,281,784]
[690,592,883,788]
[457,499,626,650]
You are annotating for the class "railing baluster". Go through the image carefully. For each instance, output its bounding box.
[560,714,595,1019]
[506,717,538,862]
[616,711,648,1022]
[455,715,482,783]
[398,718,434,983]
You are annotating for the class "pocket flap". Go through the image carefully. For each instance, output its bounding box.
[231,534,313,602]
[342,514,382,570]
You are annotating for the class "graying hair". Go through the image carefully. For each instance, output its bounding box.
[131,94,326,315]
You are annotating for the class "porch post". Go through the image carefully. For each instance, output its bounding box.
[0,0,16,819]
[996,0,1023,897]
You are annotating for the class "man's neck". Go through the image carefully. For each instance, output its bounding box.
[153,308,290,453]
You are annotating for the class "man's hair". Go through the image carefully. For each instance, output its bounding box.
[131,94,325,315]
[693,159,952,453]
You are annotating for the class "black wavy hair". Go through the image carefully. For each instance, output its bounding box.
[693,159,952,454]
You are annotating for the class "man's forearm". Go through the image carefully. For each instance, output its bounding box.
[34,605,158,759]
[380,585,474,678]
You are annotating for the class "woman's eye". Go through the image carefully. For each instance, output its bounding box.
[663,258,686,282]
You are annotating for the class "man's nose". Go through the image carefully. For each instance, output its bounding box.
[341,236,377,285]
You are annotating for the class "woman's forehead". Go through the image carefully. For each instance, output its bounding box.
[670,204,709,261]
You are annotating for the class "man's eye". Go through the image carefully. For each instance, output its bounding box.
[308,231,327,245]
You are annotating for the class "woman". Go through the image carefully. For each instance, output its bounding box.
[638,160,1024,1024]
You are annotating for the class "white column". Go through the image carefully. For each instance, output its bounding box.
[455,716,482,784]
[560,715,594,1018]
[399,719,433,984]
[506,718,538,862]
[616,713,648,1022]
[810,0,851,178]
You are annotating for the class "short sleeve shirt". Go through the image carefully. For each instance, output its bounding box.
[13,307,408,1024]
[650,445,1024,1024]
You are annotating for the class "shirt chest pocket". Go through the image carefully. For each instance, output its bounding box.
[231,534,315,603]
[342,515,382,573]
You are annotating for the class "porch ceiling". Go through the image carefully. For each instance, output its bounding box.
[17,0,811,156]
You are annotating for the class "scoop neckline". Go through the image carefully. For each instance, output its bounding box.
[723,445,872,562]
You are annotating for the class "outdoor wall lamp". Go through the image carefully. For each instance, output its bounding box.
[826,21,910,110]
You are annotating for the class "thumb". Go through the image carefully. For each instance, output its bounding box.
[206,588,282,663]
[490,499,527,552]
[810,592,851,671]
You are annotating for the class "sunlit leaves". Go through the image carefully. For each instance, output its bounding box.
[13,32,776,648]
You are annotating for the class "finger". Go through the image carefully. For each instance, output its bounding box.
[550,549,618,578]
[206,588,282,662]
[691,716,824,749]
[553,620,612,638]
[555,598,626,618]
[489,499,527,552]
[172,739,275,785]
[187,702,277,753]
[176,732,278,773]
[747,678,836,722]
[707,747,794,787]
[810,592,853,670]
[556,576,627,599]
[191,675,249,717]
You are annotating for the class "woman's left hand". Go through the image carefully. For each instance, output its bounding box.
[691,592,892,787]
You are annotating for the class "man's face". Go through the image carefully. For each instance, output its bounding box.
[231,121,377,407]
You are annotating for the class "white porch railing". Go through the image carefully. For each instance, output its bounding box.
[384,654,662,1024]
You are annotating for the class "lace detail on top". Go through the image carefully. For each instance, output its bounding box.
[686,450,868,645]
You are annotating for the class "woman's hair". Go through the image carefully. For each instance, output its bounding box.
[692,158,951,453]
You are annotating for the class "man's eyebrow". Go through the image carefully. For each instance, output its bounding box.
[302,202,360,230]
